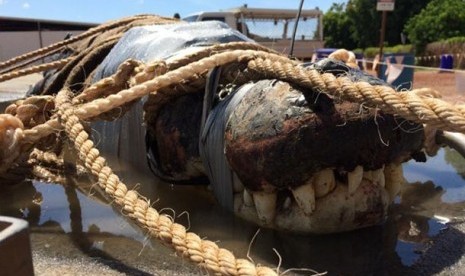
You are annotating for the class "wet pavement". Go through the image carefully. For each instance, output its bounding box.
[0,148,464,275]
[1,76,465,275]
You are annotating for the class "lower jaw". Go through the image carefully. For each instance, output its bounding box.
[233,165,402,234]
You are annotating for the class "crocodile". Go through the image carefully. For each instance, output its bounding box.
[28,18,425,233]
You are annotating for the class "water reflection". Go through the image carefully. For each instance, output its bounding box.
[0,148,464,275]
[0,181,41,227]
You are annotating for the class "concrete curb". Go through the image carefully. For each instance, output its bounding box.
[0,216,34,276]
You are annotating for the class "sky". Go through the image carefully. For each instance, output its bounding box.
[0,0,346,23]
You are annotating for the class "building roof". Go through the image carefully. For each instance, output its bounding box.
[225,6,323,19]
[0,16,98,32]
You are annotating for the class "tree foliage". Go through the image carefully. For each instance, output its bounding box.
[404,0,465,50]
[345,0,378,49]
[323,3,356,49]
[324,0,432,49]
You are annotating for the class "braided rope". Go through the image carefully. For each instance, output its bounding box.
[31,164,66,184]
[0,57,74,82]
[167,41,281,70]
[245,57,465,133]
[6,47,465,147]
[55,89,278,276]
[29,148,64,167]
[74,59,143,104]
[0,47,65,75]
[22,118,61,144]
[28,148,66,184]
[0,114,25,173]
[74,50,294,120]
[72,49,465,134]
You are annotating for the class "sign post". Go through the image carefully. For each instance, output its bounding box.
[377,0,395,74]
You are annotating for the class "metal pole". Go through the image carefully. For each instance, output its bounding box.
[289,0,305,58]
[377,10,387,75]
[436,131,465,159]
[37,21,45,63]
[37,21,44,49]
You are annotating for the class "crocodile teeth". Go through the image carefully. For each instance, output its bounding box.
[313,169,336,198]
[363,168,385,187]
[348,165,363,195]
[233,173,244,192]
[384,163,405,201]
[373,167,385,187]
[243,189,254,207]
[252,191,277,225]
[292,183,316,215]
[363,170,373,182]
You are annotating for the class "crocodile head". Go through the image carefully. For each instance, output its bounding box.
[150,58,425,233]
[194,59,426,233]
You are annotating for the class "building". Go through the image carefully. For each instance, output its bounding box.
[0,16,97,61]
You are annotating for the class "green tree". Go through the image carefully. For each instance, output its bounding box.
[323,3,356,49]
[385,0,433,45]
[345,0,379,49]
[324,0,431,49]
[405,0,465,52]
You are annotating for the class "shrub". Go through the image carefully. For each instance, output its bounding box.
[404,0,465,53]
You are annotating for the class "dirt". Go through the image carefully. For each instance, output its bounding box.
[413,70,465,102]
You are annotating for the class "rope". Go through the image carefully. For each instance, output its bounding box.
[0,57,74,82]
[0,47,65,75]
[245,57,465,133]
[39,36,121,95]
[74,50,294,120]
[4,47,465,158]
[5,95,55,128]
[70,49,465,134]
[29,148,64,167]
[55,88,278,276]
[0,114,25,173]
[167,41,279,70]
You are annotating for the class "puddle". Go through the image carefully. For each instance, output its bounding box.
[1,147,465,275]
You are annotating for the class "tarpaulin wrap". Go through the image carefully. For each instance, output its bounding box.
[93,21,252,79]
[199,83,255,209]
[89,21,252,187]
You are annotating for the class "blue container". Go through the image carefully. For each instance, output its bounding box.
[440,54,453,70]
[315,48,339,59]
[378,53,415,90]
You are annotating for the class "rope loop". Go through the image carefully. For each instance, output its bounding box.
[0,114,25,173]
